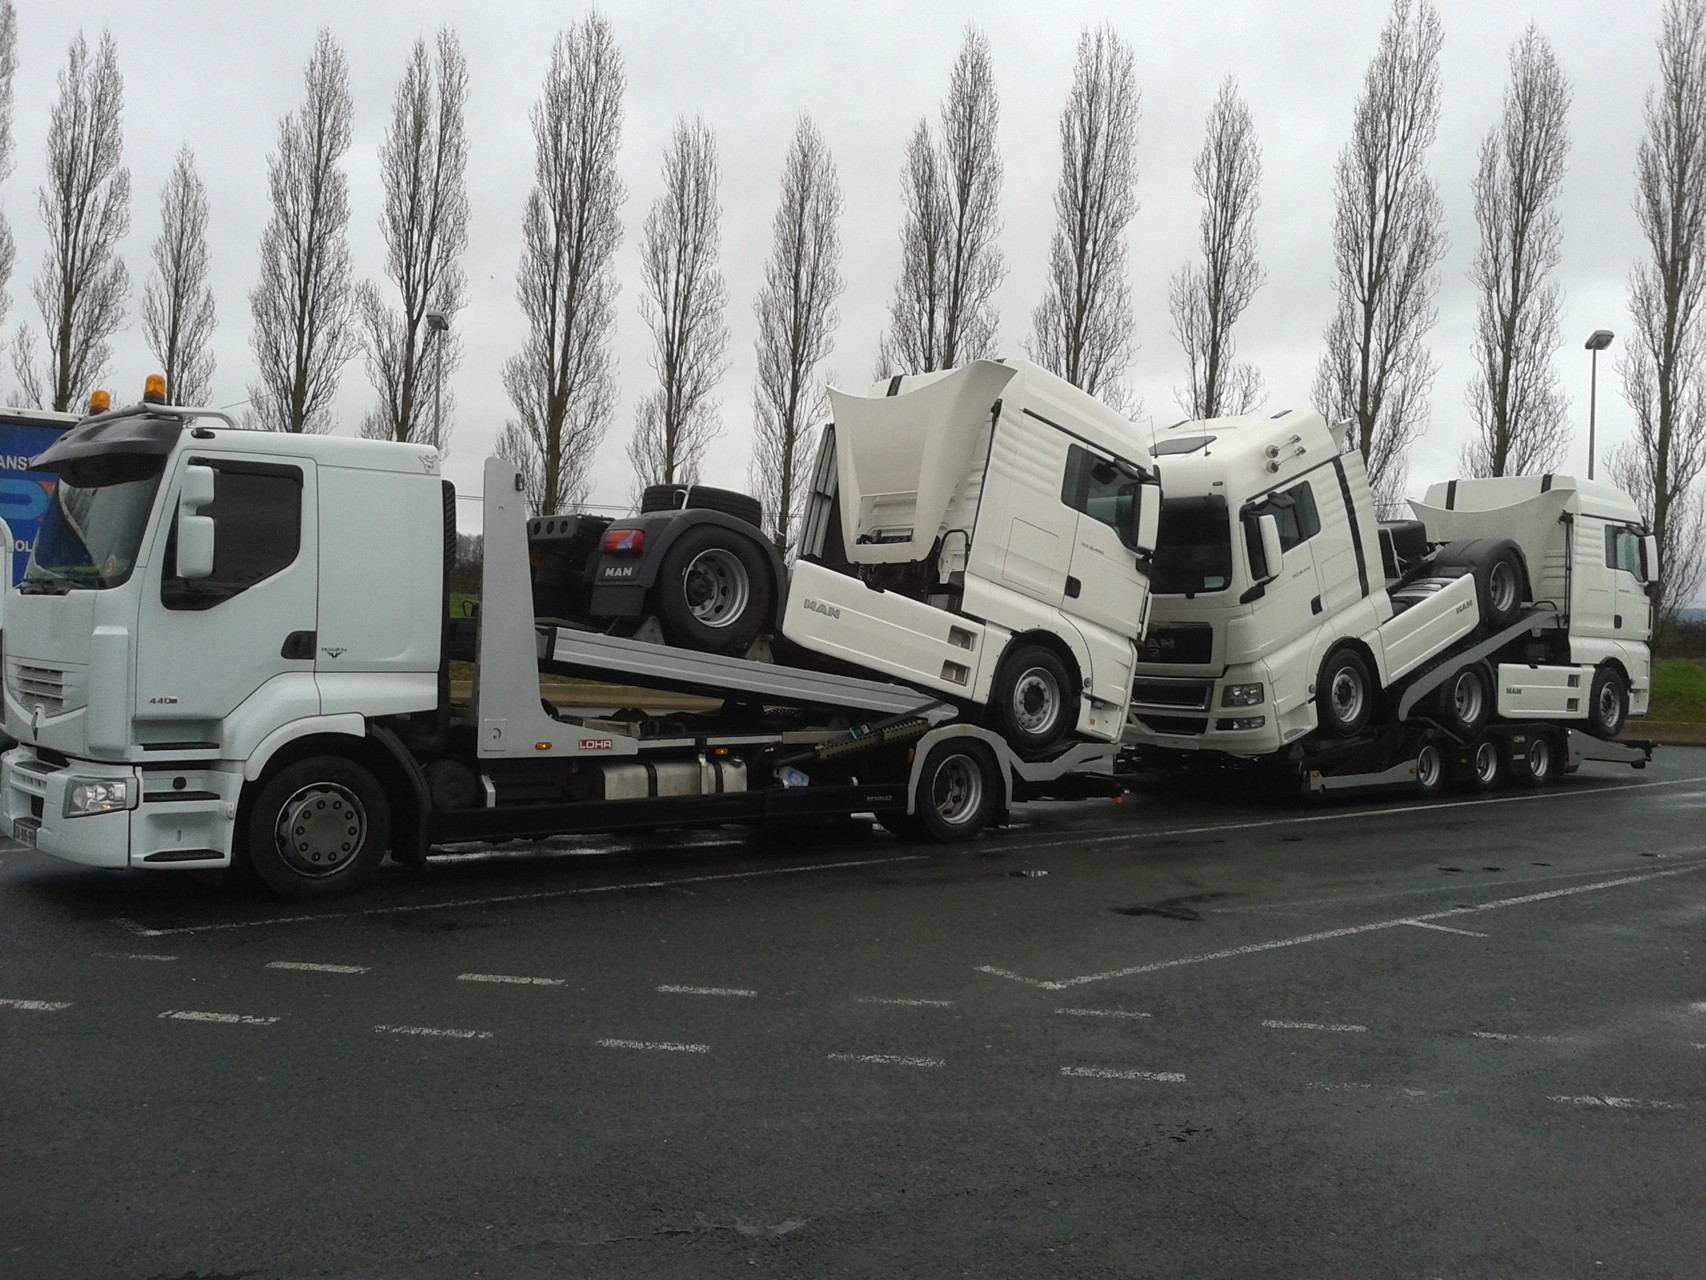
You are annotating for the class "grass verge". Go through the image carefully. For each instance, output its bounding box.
[1646,658,1706,724]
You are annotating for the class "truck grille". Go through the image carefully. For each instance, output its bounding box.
[1138,623,1213,665]
[1131,678,1214,710]
[8,661,67,715]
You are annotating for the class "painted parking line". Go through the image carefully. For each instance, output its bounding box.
[1548,1095,1689,1111]
[855,997,954,1008]
[93,953,178,962]
[1472,1030,1570,1044]
[978,861,1706,990]
[0,998,73,1011]
[267,961,369,974]
[458,972,565,987]
[108,854,930,937]
[1399,919,1489,938]
[1306,1081,1451,1099]
[1055,1008,1153,1020]
[658,985,757,997]
[828,1053,943,1068]
[1061,1067,1186,1082]
[597,1039,709,1053]
[1264,1019,1369,1033]
[375,1024,492,1040]
[160,1010,279,1025]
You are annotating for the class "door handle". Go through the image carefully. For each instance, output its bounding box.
[281,630,317,660]
[1064,576,1081,598]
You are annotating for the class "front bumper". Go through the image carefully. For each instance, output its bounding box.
[2,746,242,870]
[1125,667,1301,756]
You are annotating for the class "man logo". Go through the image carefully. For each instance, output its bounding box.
[803,598,841,620]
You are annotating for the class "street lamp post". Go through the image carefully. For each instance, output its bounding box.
[425,309,449,448]
[1585,329,1614,481]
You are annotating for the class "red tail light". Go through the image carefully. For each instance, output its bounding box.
[602,528,644,553]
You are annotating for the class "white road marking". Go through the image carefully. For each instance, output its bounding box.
[1055,1007,1153,1019]
[855,997,954,1008]
[458,972,565,987]
[1400,919,1489,938]
[1306,1081,1452,1098]
[978,861,1706,990]
[1264,1019,1368,1033]
[160,1010,278,1025]
[1472,1030,1569,1044]
[1061,1067,1186,1082]
[375,1024,492,1040]
[267,961,369,974]
[828,1053,943,1067]
[598,1039,709,1053]
[1548,1095,1688,1111]
[1306,1081,1372,1092]
[987,773,1706,859]
[0,998,72,1011]
[658,985,757,997]
[93,953,178,962]
[107,854,931,937]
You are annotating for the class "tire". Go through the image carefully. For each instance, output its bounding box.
[912,739,1000,842]
[654,523,775,654]
[1520,732,1559,786]
[1415,741,1447,797]
[1436,664,1491,736]
[1468,738,1505,792]
[244,756,391,901]
[640,484,763,529]
[1316,648,1375,739]
[1587,666,1628,740]
[1480,548,1524,630]
[987,643,1076,756]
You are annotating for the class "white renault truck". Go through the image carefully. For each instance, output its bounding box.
[0,386,1120,900]
[1125,409,1656,791]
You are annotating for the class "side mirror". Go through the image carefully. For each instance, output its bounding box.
[176,464,216,580]
[1134,483,1162,555]
[1641,533,1659,585]
[1257,513,1284,582]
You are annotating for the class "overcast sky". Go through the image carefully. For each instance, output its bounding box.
[0,0,1668,524]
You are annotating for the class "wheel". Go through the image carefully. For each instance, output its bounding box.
[1414,742,1446,797]
[640,484,763,529]
[1480,548,1524,630]
[1468,738,1505,792]
[1316,648,1375,738]
[1436,664,1491,736]
[244,756,391,900]
[987,643,1076,756]
[654,524,775,654]
[1587,666,1628,740]
[912,739,1000,842]
[1519,732,1559,786]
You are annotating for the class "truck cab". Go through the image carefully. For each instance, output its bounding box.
[786,359,1161,752]
[1,398,444,870]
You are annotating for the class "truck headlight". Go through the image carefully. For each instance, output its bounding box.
[1215,716,1267,731]
[64,777,138,818]
[1221,682,1264,707]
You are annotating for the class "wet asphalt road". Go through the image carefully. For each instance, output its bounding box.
[1,748,1703,1279]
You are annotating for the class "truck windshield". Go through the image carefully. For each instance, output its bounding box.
[23,461,165,591]
[1151,496,1233,595]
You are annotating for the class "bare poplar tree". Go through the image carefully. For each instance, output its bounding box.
[14,30,129,413]
[248,28,357,434]
[879,25,1004,373]
[141,147,215,406]
[0,0,17,345]
[749,115,844,551]
[1313,0,1447,513]
[1170,74,1265,419]
[1027,24,1140,407]
[359,28,469,451]
[499,14,625,515]
[1463,27,1572,478]
[1612,0,1706,626]
[627,115,729,489]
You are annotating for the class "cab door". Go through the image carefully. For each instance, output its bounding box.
[1061,445,1148,639]
[1607,524,1653,642]
[1241,480,1325,654]
[133,454,319,741]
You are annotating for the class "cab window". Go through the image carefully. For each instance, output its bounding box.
[1243,482,1320,578]
[1603,526,1644,580]
[1061,444,1145,550]
[163,459,303,610]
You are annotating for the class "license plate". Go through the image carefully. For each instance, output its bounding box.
[12,819,38,847]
